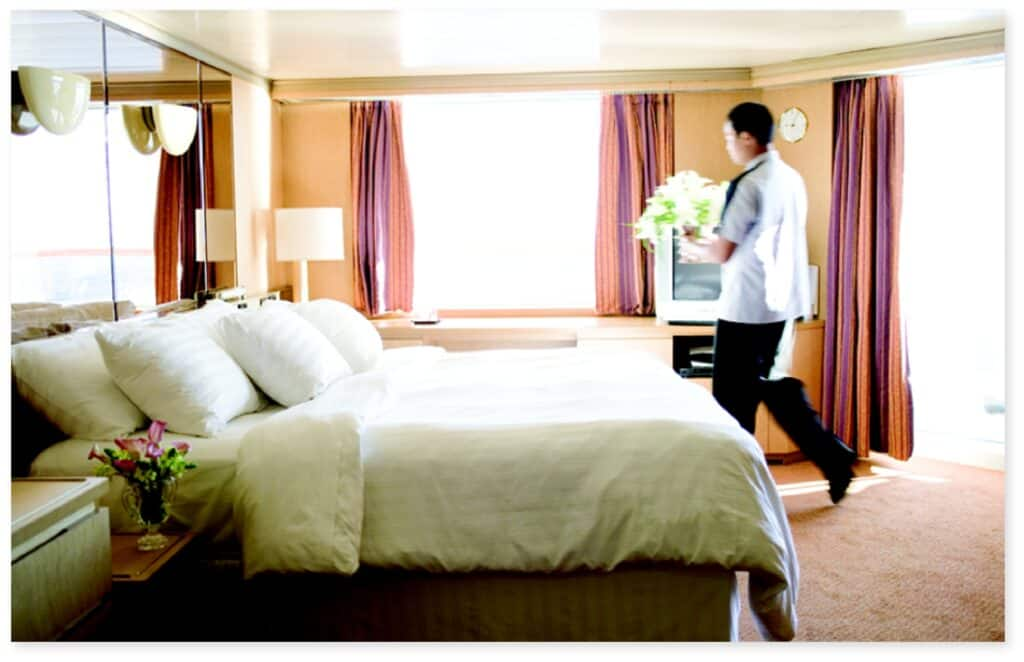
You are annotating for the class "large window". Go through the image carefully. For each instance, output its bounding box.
[900,57,1005,461]
[402,92,600,311]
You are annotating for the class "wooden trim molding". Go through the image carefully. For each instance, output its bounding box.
[272,68,752,101]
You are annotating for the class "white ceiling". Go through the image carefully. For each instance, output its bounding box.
[118,9,1005,81]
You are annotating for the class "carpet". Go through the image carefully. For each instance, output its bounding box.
[738,452,1005,641]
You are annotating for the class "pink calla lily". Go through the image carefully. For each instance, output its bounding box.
[148,420,167,444]
[173,441,191,454]
[145,441,164,459]
[114,437,148,460]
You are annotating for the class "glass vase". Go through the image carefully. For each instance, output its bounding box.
[121,478,176,551]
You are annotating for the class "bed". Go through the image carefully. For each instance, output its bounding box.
[16,303,798,641]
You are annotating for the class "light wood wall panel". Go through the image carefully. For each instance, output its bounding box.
[673,90,763,185]
[231,76,276,294]
[280,102,354,304]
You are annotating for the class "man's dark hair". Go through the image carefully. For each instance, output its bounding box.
[727,102,774,146]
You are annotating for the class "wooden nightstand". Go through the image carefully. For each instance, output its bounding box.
[111,531,197,582]
[12,477,112,641]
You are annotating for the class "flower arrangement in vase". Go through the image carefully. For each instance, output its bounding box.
[88,420,196,551]
[632,170,729,261]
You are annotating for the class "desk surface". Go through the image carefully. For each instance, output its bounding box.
[373,316,822,340]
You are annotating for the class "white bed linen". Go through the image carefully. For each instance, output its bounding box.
[232,346,798,640]
[29,405,284,543]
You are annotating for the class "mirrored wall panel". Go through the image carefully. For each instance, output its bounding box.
[9,10,235,332]
[199,62,237,288]
[9,12,112,312]
[104,23,202,307]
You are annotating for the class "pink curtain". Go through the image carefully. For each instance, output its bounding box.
[823,76,913,460]
[350,101,415,316]
[595,94,674,315]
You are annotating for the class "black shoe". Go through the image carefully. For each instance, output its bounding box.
[826,441,857,504]
[827,462,854,504]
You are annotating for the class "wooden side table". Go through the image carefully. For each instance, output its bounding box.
[112,531,198,582]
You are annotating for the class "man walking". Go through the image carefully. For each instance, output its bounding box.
[697,101,857,503]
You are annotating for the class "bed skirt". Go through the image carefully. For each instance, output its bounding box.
[244,562,740,641]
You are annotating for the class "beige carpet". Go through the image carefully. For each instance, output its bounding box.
[738,452,1005,641]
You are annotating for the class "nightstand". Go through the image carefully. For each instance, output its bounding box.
[12,477,112,641]
[111,531,197,582]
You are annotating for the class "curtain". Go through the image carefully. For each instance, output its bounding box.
[595,94,674,315]
[350,100,415,316]
[823,76,914,460]
[153,106,206,303]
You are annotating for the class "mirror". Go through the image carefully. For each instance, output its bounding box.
[9,10,236,332]
[8,11,114,316]
[104,23,204,307]
[199,62,237,288]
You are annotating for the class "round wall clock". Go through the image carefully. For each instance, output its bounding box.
[778,106,808,143]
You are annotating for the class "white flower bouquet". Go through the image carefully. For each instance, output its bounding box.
[632,170,729,253]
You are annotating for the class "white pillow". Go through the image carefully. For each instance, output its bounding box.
[172,299,239,345]
[265,299,383,373]
[96,317,265,437]
[11,328,148,439]
[217,308,353,407]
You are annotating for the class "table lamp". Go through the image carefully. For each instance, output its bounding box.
[274,207,345,302]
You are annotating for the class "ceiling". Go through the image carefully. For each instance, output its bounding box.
[114,9,1005,82]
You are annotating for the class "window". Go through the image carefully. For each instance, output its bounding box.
[9,105,160,307]
[900,57,1005,459]
[402,92,600,310]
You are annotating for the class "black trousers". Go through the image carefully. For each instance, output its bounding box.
[712,318,854,471]
[711,319,786,434]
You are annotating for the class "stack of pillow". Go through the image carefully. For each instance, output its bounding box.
[10,298,385,442]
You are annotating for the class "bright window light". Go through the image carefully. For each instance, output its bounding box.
[900,58,1005,448]
[402,92,600,310]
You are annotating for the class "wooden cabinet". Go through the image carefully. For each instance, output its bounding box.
[754,323,824,462]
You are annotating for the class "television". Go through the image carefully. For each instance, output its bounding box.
[653,229,819,325]
[653,229,721,325]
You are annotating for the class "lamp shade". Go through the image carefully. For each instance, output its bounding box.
[274,208,345,261]
[195,209,237,262]
[152,103,198,156]
[17,66,91,135]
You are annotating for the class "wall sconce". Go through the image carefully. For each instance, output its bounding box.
[122,103,198,156]
[10,66,91,136]
[274,208,345,302]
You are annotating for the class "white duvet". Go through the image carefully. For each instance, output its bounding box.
[233,346,799,641]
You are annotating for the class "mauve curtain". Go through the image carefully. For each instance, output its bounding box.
[153,106,208,303]
[823,75,914,460]
[595,94,674,315]
[350,100,415,316]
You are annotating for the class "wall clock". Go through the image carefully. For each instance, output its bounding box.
[778,107,808,143]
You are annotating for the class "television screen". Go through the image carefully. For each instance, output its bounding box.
[671,229,721,301]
